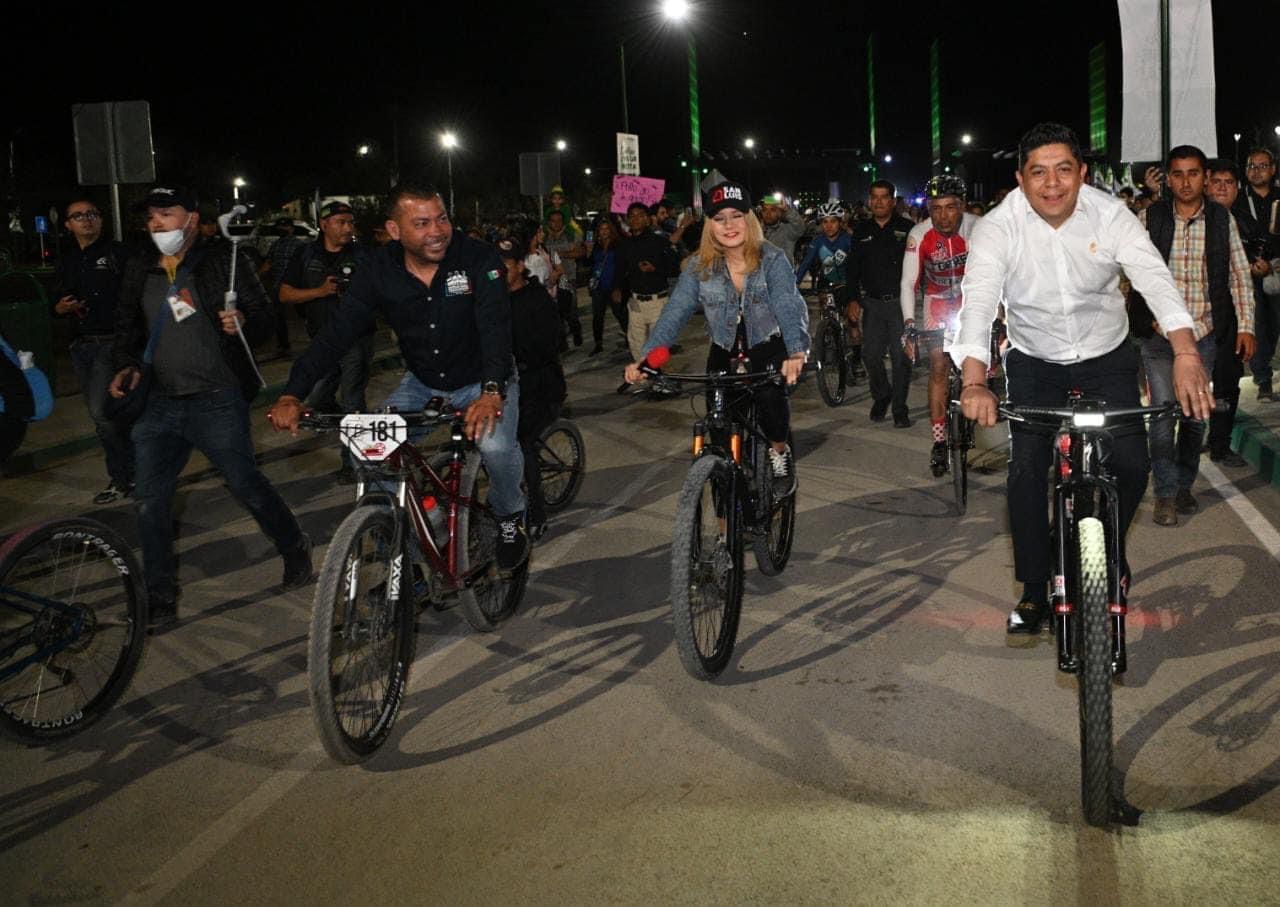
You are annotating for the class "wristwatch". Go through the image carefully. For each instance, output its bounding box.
[481,380,504,398]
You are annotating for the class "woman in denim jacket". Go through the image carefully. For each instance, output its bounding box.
[625,180,809,489]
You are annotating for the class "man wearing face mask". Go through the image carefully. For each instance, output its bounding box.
[110,187,313,629]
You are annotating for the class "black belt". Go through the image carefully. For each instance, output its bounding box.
[633,292,668,302]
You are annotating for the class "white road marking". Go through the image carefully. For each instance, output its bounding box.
[1200,460,1280,557]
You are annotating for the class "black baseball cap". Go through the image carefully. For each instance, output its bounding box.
[319,200,354,219]
[136,186,198,212]
[495,237,523,260]
[704,181,751,217]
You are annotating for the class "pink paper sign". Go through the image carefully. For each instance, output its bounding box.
[610,175,666,214]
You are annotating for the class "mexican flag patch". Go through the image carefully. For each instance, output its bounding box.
[486,269,500,280]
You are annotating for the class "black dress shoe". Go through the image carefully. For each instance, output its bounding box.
[893,413,912,429]
[869,399,890,422]
[148,598,178,631]
[1007,599,1049,635]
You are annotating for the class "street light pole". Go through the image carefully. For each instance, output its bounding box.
[440,131,458,217]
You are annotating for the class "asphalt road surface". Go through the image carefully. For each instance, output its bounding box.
[3,323,1279,904]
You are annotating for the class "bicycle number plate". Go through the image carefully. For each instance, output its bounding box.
[339,414,408,462]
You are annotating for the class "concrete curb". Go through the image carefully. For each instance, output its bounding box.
[1232,411,1280,487]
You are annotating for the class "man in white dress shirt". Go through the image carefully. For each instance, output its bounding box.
[948,123,1213,634]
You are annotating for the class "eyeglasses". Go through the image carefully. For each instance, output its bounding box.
[1246,162,1274,171]
[67,211,102,222]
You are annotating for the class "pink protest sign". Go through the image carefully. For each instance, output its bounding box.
[610,175,666,214]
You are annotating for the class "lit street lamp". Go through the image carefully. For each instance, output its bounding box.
[883,154,892,164]
[232,176,246,201]
[356,144,371,157]
[960,133,973,146]
[1233,132,1242,164]
[584,167,592,176]
[744,137,755,150]
[555,139,568,152]
[663,0,701,212]
[440,131,458,216]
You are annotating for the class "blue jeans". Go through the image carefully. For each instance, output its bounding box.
[70,336,134,486]
[1249,288,1280,386]
[383,372,526,517]
[1140,332,1217,498]
[131,387,304,602]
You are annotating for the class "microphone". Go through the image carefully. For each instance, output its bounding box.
[645,347,671,370]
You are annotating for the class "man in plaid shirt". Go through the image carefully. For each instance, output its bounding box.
[1136,144,1256,526]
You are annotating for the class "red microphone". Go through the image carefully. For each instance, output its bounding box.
[645,347,671,369]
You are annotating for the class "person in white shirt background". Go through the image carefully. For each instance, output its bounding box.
[948,122,1213,635]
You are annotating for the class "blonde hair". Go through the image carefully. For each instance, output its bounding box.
[693,209,764,278]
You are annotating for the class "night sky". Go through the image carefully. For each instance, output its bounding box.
[6,1,1275,222]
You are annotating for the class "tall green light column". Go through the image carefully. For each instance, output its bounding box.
[687,33,701,210]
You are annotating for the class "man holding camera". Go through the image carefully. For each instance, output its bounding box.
[279,200,372,479]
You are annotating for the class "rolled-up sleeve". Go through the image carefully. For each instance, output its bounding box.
[949,217,1007,368]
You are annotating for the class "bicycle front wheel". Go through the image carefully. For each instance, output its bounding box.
[0,518,145,743]
[537,418,586,512]
[308,506,415,764]
[752,433,797,576]
[670,455,744,680]
[453,455,528,633]
[815,321,848,407]
[949,410,971,516]
[1076,516,1114,826]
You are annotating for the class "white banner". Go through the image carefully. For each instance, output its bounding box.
[1119,0,1217,162]
[616,133,640,176]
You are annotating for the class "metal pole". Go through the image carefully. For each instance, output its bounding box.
[109,183,123,244]
[1160,0,1170,157]
[447,152,454,217]
[687,33,701,211]
[620,44,629,134]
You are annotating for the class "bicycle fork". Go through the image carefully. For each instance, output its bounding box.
[1052,434,1128,676]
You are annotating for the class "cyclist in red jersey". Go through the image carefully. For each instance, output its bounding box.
[900,175,976,475]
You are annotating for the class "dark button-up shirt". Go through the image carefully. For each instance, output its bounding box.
[54,235,131,337]
[615,230,680,298]
[283,235,513,399]
[848,215,914,301]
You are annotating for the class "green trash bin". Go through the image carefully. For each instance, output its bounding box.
[0,271,54,394]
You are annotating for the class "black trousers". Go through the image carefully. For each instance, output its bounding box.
[1208,336,1243,456]
[860,296,910,417]
[557,288,583,346]
[1005,342,1149,585]
[706,335,790,444]
[590,288,628,345]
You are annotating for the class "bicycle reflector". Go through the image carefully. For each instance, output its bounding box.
[1072,412,1107,428]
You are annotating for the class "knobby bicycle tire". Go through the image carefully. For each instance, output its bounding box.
[0,518,145,743]
[1076,516,1114,826]
[449,454,528,633]
[307,506,416,764]
[538,419,586,512]
[670,455,744,680]
[815,321,848,407]
[752,432,797,576]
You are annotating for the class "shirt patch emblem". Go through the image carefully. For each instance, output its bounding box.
[445,270,472,296]
[1088,241,1097,254]
[905,236,917,250]
[486,269,500,281]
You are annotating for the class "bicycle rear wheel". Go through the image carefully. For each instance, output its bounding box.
[0,518,145,743]
[537,418,586,512]
[670,455,744,680]
[752,433,797,576]
[451,455,528,633]
[308,506,415,764]
[815,320,848,407]
[949,408,971,516]
[1076,516,1114,826]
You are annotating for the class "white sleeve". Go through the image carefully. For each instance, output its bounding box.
[948,216,1007,368]
[1111,207,1194,335]
[900,222,926,323]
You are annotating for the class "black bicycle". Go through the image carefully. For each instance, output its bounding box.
[0,518,146,742]
[641,354,798,680]
[300,402,528,763]
[811,287,860,407]
[1000,395,1188,826]
[536,417,586,512]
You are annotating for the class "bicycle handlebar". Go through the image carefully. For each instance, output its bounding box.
[299,400,465,432]
[997,399,1223,426]
[639,363,790,388]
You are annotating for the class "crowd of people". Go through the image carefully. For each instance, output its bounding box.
[2,121,1277,636]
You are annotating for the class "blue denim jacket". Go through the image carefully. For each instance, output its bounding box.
[640,242,810,359]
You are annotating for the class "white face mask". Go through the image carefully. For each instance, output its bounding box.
[150,216,191,255]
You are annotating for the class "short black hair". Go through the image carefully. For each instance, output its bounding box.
[1167,144,1207,171]
[386,182,444,219]
[547,209,565,222]
[63,196,98,217]
[655,197,673,211]
[1207,158,1240,181]
[1017,122,1083,170]
[869,179,896,196]
[627,201,650,216]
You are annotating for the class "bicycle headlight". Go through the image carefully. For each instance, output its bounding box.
[1072,412,1106,428]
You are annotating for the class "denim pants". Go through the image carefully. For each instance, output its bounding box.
[70,336,133,486]
[1249,288,1280,386]
[1005,342,1149,585]
[131,387,304,602]
[383,372,526,518]
[1140,332,1217,498]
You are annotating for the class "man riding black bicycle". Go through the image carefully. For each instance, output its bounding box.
[951,123,1211,634]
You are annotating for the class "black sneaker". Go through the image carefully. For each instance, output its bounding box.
[1209,449,1247,467]
[588,344,603,357]
[496,513,530,572]
[930,441,948,477]
[767,444,797,497]
[869,399,890,422]
[148,597,178,631]
[1007,599,1049,635]
[1258,380,1273,402]
[281,534,314,590]
[893,413,912,429]
[93,481,131,505]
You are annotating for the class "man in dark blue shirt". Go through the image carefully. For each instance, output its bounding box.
[268,185,529,570]
[54,197,134,503]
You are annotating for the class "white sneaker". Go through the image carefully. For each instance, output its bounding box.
[767,445,796,497]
